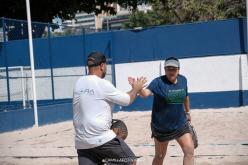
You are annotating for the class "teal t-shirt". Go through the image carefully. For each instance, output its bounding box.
[147,75,188,132]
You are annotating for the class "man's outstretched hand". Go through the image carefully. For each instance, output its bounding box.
[128,77,135,87]
[128,76,147,91]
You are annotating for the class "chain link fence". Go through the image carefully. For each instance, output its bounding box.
[1,17,109,41]
[0,17,114,112]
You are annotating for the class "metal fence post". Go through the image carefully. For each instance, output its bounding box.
[83,28,87,75]
[2,17,11,109]
[110,32,116,86]
[48,23,55,100]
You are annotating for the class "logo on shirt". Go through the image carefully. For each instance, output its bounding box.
[166,89,186,104]
[80,89,95,96]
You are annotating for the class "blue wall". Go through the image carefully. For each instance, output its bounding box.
[0,18,247,68]
[0,33,113,69]
[0,18,247,133]
[0,103,72,133]
[0,109,34,132]
[112,18,247,63]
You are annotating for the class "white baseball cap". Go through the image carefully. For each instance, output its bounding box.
[164,57,180,68]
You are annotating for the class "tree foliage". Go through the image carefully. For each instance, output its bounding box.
[0,0,245,26]
[0,0,146,22]
[124,0,246,28]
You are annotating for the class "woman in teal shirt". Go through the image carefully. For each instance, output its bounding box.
[129,57,194,165]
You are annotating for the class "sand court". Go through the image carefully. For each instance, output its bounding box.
[0,106,248,165]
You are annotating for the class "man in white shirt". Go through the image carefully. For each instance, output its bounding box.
[73,52,146,165]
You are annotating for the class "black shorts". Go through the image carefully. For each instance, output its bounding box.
[151,122,191,142]
[77,137,136,165]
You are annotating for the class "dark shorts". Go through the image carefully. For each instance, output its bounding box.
[77,137,136,165]
[151,122,191,142]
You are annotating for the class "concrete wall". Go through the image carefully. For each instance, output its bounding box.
[115,54,248,110]
[0,65,113,103]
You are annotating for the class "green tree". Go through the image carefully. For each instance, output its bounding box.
[124,0,246,29]
[0,0,146,22]
[0,0,245,26]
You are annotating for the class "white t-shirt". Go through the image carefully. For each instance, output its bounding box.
[73,75,130,149]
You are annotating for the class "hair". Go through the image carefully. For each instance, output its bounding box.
[111,119,128,140]
[87,52,106,67]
